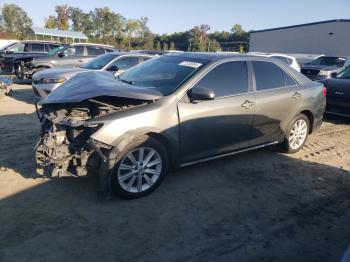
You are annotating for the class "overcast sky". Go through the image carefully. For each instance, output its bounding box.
[3,0,350,33]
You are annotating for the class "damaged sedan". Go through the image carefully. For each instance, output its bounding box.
[35,53,326,199]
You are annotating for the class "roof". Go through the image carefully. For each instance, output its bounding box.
[31,27,87,40]
[165,52,247,61]
[251,19,350,34]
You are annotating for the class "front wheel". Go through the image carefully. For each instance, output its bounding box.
[110,136,168,199]
[282,114,310,153]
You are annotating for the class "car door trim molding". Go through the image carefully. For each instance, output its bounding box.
[180,141,279,168]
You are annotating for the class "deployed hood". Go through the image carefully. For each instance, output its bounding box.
[301,64,341,71]
[39,71,163,105]
[33,67,91,80]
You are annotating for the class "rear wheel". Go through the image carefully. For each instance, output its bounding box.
[110,136,168,199]
[282,114,310,153]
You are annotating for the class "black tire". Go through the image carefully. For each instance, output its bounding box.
[282,114,310,154]
[110,135,168,199]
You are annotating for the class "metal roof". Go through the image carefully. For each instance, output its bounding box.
[251,19,350,34]
[31,27,88,40]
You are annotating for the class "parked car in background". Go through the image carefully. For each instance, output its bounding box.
[12,43,117,79]
[35,53,325,199]
[300,56,350,81]
[32,52,154,98]
[268,53,301,72]
[322,66,350,117]
[0,40,62,75]
[247,52,300,71]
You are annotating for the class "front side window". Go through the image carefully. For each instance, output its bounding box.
[119,56,209,95]
[192,61,248,98]
[31,43,45,52]
[7,43,26,53]
[63,46,84,56]
[108,56,139,70]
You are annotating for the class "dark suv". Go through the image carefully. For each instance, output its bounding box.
[13,43,117,79]
[36,53,326,198]
[0,40,62,74]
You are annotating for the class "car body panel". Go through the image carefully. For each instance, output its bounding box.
[38,53,326,170]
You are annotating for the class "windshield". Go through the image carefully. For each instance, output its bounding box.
[80,53,119,70]
[310,56,346,67]
[118,56,209,95]
[336,67,350,79]
[48,46,65,56]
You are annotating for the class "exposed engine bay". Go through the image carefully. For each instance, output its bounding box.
[35,96,148,178]
[13,58,36,80]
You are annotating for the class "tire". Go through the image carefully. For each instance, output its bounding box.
[110,135,168,199]
[282,114,310,154]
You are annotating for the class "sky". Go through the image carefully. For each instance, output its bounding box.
[3,0,350,34]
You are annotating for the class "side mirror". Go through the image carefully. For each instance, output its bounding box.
[189,86,215,101]
[331,72,338,78]
[107,65,119,72]
[58,52,65,57]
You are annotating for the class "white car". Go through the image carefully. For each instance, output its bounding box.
[268,53,301,72]
[248,52,301,72]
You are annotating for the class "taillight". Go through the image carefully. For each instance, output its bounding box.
[323,86,327,96]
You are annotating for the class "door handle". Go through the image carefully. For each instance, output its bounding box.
[241,100,255,109]
[78,59,86,62]
[292,92,302,99]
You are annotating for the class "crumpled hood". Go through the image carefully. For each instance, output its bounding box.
[301,64,341,71]
[33,67,92,80]
[39,71,163,105]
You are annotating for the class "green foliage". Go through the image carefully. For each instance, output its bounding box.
[1,3,32,39]
[155,41,161,50]
[55,5,69,30]
[0,3,250,51]
[45,16,56,29]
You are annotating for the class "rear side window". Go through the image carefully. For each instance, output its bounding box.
[87,46,105,56]
[193,61,248,97]
[31,43,45,52]
[252,61,286,91]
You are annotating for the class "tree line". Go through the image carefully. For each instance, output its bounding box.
[0,3,250,52]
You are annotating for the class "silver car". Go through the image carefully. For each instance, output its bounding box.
[35,53,326,199]
[32,52,154,98]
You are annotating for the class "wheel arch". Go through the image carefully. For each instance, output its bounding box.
[299,110,314,134]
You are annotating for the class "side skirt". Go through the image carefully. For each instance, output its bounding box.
[179,141,279,168]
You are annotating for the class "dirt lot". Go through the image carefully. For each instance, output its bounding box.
[1,84,350,262]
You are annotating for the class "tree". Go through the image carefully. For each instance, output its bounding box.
[231,24,244,36]
[1,4,33,39]
[162,41,168,51]
[155,41,161,50]
[55,5,69,30]
[45,16,56,29]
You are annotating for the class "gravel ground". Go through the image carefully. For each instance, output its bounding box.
[0,84,350,262]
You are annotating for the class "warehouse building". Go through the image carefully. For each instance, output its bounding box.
[249,19,350,56]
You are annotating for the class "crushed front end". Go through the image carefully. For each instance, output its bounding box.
[35,96,146,178]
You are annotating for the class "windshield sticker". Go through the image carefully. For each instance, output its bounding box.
[179,61,202,68]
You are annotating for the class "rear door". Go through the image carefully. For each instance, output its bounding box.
[178,60,255,163]
[250,60,303,145]
[57,46,86,67]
